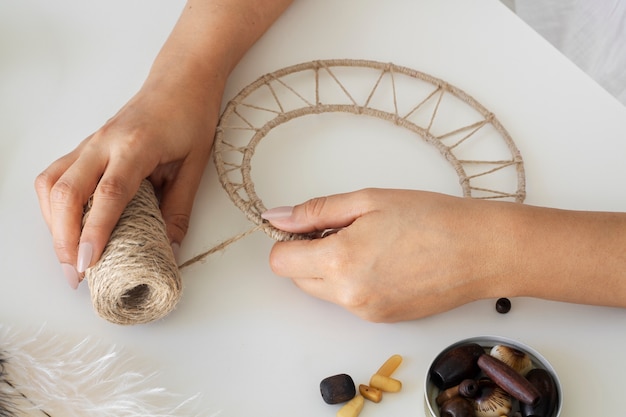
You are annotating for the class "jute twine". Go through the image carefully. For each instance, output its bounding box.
[84,180,182,325]
[84,59,526,325]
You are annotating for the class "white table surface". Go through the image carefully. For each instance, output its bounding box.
[2,0,626,416]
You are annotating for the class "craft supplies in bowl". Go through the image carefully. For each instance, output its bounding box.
[424,336,562,417]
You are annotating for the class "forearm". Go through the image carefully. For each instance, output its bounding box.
[142,0,293,116]
[498,204,626,308]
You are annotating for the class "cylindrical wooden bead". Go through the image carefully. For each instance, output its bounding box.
[477,354,540,406]
[429,343,484,389]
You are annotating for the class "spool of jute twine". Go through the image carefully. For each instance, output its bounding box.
[84,180,182,325]
[83,59,526,325]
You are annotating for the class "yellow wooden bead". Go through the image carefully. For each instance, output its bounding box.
[369,373,402,393]
[336,394,364,417]
[359,384,383,403]
[376,354,403,377]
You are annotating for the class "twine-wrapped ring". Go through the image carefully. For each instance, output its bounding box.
[214,59,525,242]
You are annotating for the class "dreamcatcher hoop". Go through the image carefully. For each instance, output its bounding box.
[86,59,528,322]
[214,59,525,241]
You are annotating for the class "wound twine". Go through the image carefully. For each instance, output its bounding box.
[84,59,526,325]
[84,180,181,325]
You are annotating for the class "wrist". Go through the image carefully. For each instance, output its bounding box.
[137,56,226,133]
[493,204,626,307]
[462,200,531,301]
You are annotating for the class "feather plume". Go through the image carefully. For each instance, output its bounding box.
[0,325,218,417]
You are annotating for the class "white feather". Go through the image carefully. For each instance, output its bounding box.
[0,325,219,417]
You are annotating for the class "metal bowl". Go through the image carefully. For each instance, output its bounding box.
[424,336,562,417]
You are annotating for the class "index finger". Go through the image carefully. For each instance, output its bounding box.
[76,154,149,273]
[47,151,105,267]
[35,152,78,230]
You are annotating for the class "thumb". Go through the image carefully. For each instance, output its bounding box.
[261,190,373,234]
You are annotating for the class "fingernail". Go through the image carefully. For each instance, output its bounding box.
[76,242,93,273]
[261,206,294,220]
[61,263,80,290]
[171,242,180,260]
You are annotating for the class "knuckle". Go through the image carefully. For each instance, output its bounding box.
[336,284,368,311]
[95,176,130,201]
[324,249,347,277]
[324,248,394,323]
[164,213,191,241]
[321,239,349,275]
[326,253,367,309]
[53,239,73,252]
[358,188,380,206]
[116,131,147,158]
[302,196,329,220]
[96,123,154,162]
[49,178,80,207]
[53,238,77,260]
[344,293,392,323]
[111,125,160,160]
[34,171,54,194]
[359,310,391,324]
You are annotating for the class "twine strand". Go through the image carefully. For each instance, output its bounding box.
[178,224,263,270]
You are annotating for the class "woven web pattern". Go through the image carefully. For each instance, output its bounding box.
[214,59,525,241]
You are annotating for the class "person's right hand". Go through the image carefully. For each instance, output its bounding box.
[35,79,221,289]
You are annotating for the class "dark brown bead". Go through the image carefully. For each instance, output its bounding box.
[458,379,479,398]
[495,297,512,314]
[520,368,558,417]
[320,373,356,404]
[435,379,479,406]
[430,343,485,390]
[439,396,475,417]
[435,388,456,407]
[477,354,541,406]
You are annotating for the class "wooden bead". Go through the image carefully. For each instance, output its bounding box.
[436,385,460,407]
[457,379,479,398]
[336,395,364,417]
[495,297,512,314]
[359,384,383,403]
[473,380,513,417]
[375,354,403,377]
[369,373,402,392]
[430,343,484,390]
[439,396,475,417]
[520,368,558,417]
[477,354,541,406]
[435,379,479,406]
[320,374,356,404]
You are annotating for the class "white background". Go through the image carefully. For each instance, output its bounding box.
[2,0,626,416]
